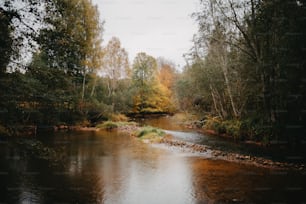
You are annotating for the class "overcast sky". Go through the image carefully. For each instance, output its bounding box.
[92,0,199,69]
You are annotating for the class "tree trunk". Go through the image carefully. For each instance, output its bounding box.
[90,77,96,97]
[210,85,223,119]
[220,54,239,118]
[81,70,86,101]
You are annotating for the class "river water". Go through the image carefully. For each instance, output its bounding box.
[0,116,305,203]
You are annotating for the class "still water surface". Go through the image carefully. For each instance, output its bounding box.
[0,117,305,203]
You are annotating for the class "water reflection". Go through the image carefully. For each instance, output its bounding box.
[191,158,306,203]
[39,131,197,203]
[0,130,306,203]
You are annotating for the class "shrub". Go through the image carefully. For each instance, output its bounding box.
[96,121,119,130]
[214,122,226,134]
[135,126,165,142]
[76,119,91,127]
[110,113,129,122]
[203,115,222,130]
[240,118,273,142]
[223,120,242,140]
[96,121,137,130]
[203,116,244,140]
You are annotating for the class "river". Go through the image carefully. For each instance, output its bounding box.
[0,116,305,203]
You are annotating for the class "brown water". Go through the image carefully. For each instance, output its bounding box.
[0,117,306,203]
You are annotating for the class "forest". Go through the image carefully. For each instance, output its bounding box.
[1,0,306,146]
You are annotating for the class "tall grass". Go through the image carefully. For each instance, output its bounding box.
[135,126,165,142]
[96,121,137,130]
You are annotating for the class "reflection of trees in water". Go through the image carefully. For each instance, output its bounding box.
[191,159,306,203]
[2,130,306,203]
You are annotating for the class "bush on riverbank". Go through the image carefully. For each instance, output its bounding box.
[97,121,119,130]
[203,115,273,142]
[134,126,165,142]
[109,113,129,122]
[96,121,137,130]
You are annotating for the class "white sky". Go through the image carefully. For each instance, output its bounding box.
[92,0,199,69]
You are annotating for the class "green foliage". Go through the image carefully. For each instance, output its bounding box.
[204,116,242,140]
[131,52,158,113]
[135,126,165,142]
[203,116,222,130]
[0,0,106,127]
[131,53,175,114]
[222,120,242,140]
[0,0,49,73]
[0,8,14,72]
[136,126,165,137]
[97,121,119,130]
[180,0,306,143]
[96,121,137,130]
[109,114,129,122]
[203,115,275,142]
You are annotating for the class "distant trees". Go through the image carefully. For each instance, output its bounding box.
[1,0,179,129]
[4,0,304,146]
[131,53,175,114]
[157,58,177,97]
[102,37,129,95]
[132,52,158,113]
[157,58,177,112]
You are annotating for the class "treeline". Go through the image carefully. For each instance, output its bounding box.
[175,0,306,144]
[1,0,306,145]
[0,0,176,133]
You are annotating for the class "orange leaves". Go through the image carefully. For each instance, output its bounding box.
[131,54,176,113]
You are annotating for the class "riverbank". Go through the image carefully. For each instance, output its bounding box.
[105,121,305,171]
[156,137,304,170]
[3,119,304,171]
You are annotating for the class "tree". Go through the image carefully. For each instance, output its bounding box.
[157,58,177,112]
[0,0,108,126]
[0,0,53,126]
[0,7,14,73]
[79,0,104,101]
[190,0,306,142]
[39,0,103,79]
[0,0,48,71]
[102,37,129,110]
[132,53,158,113]
[38,0,104,112]
[131,53,175,114]
[157,58,176,90]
